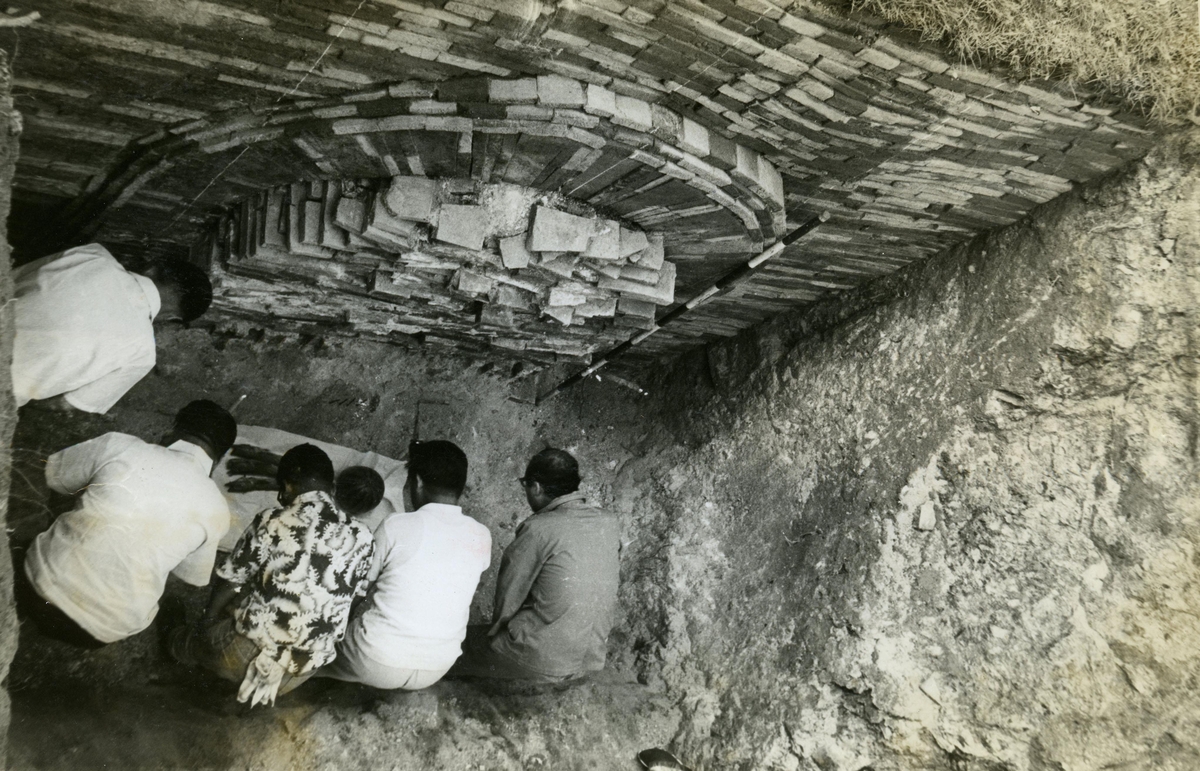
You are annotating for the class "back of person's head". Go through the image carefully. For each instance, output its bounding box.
[152,260,213,323]
[524,448,581,499]
[277,444,335,493]
[173,400,237,459]
[336,466,385,516]
[408,440,468,497]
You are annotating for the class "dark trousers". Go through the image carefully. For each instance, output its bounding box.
[445,625,577,684]
[12,548,106,649]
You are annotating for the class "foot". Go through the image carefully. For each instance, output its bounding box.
[637,748,692,771]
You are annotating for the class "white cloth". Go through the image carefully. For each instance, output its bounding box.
[25,435,231,643]
[341,503,491,672]
[212,425,408,551]
[12,244,161,413]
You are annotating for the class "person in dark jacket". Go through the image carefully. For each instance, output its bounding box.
[448,448,620,683]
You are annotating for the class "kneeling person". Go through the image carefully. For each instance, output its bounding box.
[317,440,491,691]
[449,449,620,683]
[17,400,235,647]
[170,444,373,706]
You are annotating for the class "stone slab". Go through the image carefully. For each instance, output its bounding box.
[436,204,488,250]
[529,205,595,252]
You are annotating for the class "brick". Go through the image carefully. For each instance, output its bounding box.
[583,220,621,260]
[320,184,349,250]
[680,117,711,157]
[493,284,537,310]
[872,38,951,74]
[755,49,809,78]
[784,87,852,123]
[300,200,322,244]
[650,103,683,143]
[436,204,488,249]
[731,144,761,187]
[857,47,902,70]
[549,286,589,306]
[455,268,495,295]
[364,195,423,247]
[370,270,413,300]
[537,74,587,107]
[619,225,650,257]
[778,12,826,37]
[594,262,624,279]
[617,296,657,317]
[335,197,367,232]
[529,206,595,251]
[536,255,580,279]
[612,94,653,131]
[575,297,618,318]
[436,77,490,102]
[619,264,661,285]
[384,175,437,222]
[499,233,533,269]
[506,104,556,121]
[635,233,665,269]
[599,260,675,304]
[542,305,575,325]
[389,82,438,98]
[707,132,739,170]
[477,305,515,328]
[488,77,539,104]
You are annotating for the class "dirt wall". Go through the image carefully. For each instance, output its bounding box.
[629,130,1200,770]
[0,47,20,764]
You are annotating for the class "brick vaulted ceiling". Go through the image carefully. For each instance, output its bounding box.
[6,0,1157,371]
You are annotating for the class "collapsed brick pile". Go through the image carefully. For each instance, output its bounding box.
[205,175,678,362]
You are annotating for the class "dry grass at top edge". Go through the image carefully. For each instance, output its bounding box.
[837,0,1199,124]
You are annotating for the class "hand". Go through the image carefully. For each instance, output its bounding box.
[236,648,292,708]
[225,457,279,477]
[225,477,278,494]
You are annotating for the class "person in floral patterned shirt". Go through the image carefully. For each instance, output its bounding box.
[166,443,373,706]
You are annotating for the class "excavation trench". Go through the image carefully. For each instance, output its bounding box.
[0,52,1198,771]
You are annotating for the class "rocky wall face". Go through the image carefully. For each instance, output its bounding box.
[631,131,1200,770]
[0,48,19,763]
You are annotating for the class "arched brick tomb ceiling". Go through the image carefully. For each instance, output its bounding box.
[11,0,1157,370]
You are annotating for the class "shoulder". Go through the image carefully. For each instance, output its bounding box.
[466,515,491,541]
[249,503,286,532]
[81,432,145,460]
[378,509,424,540]
[349,517,373,541]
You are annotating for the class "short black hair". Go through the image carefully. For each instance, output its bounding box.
[173,400,237,458]
[277,444,335,491]
[408,440,468,496]
[153,260,213,323]
[523,448,580,499]
[336,466,385,516]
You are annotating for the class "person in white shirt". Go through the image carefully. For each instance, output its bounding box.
[14,400,237,647]
[12,242,214,414]
[315,440,492,690]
